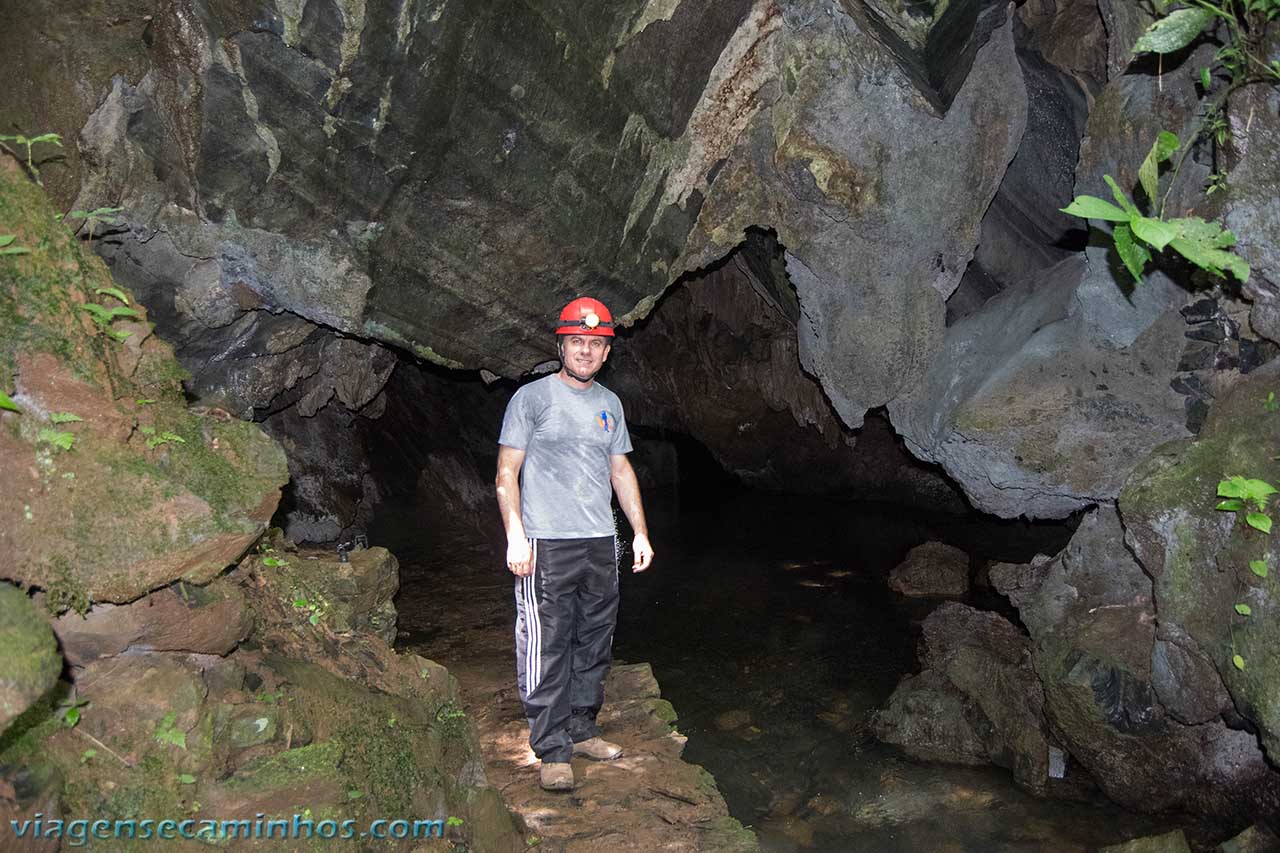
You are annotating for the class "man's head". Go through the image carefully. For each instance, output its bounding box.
[556,297,614,384]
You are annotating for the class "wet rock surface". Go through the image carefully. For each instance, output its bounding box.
[886,541,971,596]
[873,602,1055,794]
[1120,370,1280,770]
[0,583,61,735]
[991,506,1280,820]
[395,547,757,852]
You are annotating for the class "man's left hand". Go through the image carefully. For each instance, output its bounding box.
[631,533,654,572]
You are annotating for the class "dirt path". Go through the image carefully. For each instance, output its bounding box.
[395,557,758,852]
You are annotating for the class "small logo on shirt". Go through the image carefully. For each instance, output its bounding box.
[598,411,613,432]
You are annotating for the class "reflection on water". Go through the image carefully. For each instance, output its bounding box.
[612,486,1184,852]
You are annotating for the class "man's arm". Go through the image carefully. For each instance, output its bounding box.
[496,445,533,576]
[610,454,654,572]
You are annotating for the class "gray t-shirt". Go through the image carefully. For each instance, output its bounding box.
[498,374,633,539]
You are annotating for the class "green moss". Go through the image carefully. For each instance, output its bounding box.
[650,698,678,725]
[704,815,760,852]
[226,741,344,793]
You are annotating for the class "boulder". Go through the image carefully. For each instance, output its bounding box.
[0,160,288,605]
[0,583,61,735]
[991,506,1280,818]
[1218,823,1280,853]
[873,602,1054,793]
[887,542,970,597]
[1100,830,1192,853]
[1120,370,1280,765]
[48,575,253,667]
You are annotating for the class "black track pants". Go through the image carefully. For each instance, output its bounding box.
[514,536,618,763]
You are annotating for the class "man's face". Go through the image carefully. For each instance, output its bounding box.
[559,334,611,382]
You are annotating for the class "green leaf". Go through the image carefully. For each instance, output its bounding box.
[105,328,132,343]
[264,557,289,568]
[26,133,62,147]
[1217,499,1244,511]
[292,597,308,608]
[64,707,80,727]
[1133,7,1214,54]
[1249,560,1268,578]
[1170,235,1251,283]
[1235,603,1253,616]
[80,748,97,764]
[446,816,465,828]
[1104,175,1140,216]
[1114,224,1152,283]
[136,398,156,405]
[308,611,321,625]
[1219,476,1277,510]
[79,303,112,325]
[1131,216,1179,251]
[38,429,76,451]
[1138,131,1179,206]
[95,286,130,305]
[1247,512,1273,534]
[0,234,27,255]
[1200,67,1211,88]
[177,774,196,784]
[0,390,19,413]
[1233,654,1246,671]
[49,412,82,424]
[1061,195,1130,223]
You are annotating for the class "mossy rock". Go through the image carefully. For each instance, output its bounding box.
[1120,372,1280,762]
[0,159,288,604]
[0,582,61,735]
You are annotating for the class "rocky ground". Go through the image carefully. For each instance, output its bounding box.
[395,548,758,853]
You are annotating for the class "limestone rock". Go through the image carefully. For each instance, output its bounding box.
[1100,830,1192,853]
[1225,73,1280,346]
[249,546,399,647]
[0,161,288,605]
[993,506,1280,818]
[890,252,1190,519]
[873,602,1053,793]
[888,542,970,597]
[1120,370,1280,767]
[0,584,61,735]
[49,576,252,667]
[1218,823,1280,853]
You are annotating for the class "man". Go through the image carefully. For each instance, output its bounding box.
[494,296,655,792]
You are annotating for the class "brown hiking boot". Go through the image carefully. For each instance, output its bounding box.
[572,737,623,761]
[539,762,574,791]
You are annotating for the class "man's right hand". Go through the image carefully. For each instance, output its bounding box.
[507,538,533,576]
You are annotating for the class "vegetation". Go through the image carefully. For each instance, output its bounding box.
[1064,0,1280,285]
[0,132,61,184]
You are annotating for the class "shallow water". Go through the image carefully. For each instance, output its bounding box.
[609,486,1186,852]
[379,484,1193,851]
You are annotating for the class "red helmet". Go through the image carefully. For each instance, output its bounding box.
[555,297,615,337]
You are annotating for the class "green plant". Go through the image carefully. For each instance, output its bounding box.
[262,556,289,568]
[57,690,89,728]
[1216,475,1276,533]
[153,711,187,749]
[177,773,196,785]
[1062,132,1250,284]
[68,206,125,242]
[38,428,75,451]
[49,412,82,425]
[0,234,30,256]
[80,748,97,764]
[95,286,130,304]
[446,816,464,828]
[146,431,186,450]
[79,301,139,343]
[0,132,62,184]
[0,390,20,413]
[292,596,325,625]
[1264,391,1279,412]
